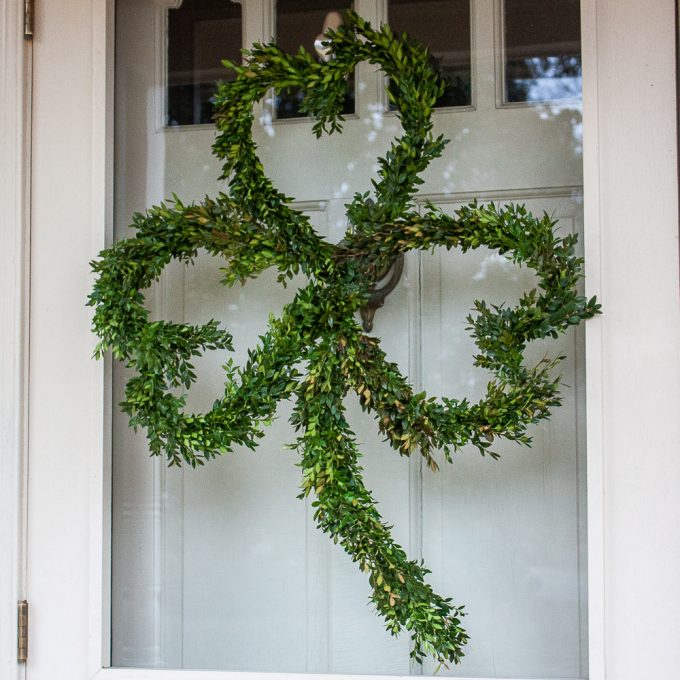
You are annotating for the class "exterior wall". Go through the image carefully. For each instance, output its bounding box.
[0,0,678,678]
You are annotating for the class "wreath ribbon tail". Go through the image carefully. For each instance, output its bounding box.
[295,357,468,665]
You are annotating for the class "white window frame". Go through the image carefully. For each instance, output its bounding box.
[12,1,680,679]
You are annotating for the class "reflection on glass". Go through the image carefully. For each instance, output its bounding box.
[504,0,581,103]
[275,0,354,119]
[167,0,242,126]
[114,0,587,675]
[388,0,472,108]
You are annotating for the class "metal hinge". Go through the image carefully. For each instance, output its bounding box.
[17,600,28,663]
[24,0,34,40]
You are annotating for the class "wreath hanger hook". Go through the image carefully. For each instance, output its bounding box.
[360,254,405,332]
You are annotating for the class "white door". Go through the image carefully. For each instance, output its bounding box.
[111,1,586,677]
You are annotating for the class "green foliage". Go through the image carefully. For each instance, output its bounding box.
[88,12,600,666]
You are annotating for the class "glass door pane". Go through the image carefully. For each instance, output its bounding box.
[502,0,582,103]
[387,0,472,108]
[112,1,587,676]
[274,0,355,119]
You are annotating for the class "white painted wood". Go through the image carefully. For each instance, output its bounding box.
[0,1,30,679]
[579,3,605,678]
[581,1,680,679]
[21,1,680,680]
[26,1,113,679]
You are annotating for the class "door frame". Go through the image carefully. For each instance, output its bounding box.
[21,1,680,679]
[0,1,31,679]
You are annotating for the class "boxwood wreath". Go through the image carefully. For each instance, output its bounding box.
[89,12,600,667]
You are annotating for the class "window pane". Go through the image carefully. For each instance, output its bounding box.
[388,0,472,108]
[167,0,242,126]
[504,0,582,103]
[114,1,587,675]
[275,0,354,119]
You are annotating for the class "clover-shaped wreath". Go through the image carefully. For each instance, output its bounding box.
[89,12,600,666]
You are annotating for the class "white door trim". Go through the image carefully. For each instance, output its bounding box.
[0,0,31,678]
[27,0,113,677]
[580,2,605,676]
[24,1,680,679]
[582,1,680,677]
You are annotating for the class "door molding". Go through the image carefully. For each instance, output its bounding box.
[0,0,31,677]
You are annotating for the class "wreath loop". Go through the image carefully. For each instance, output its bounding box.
[89,12,600,666]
